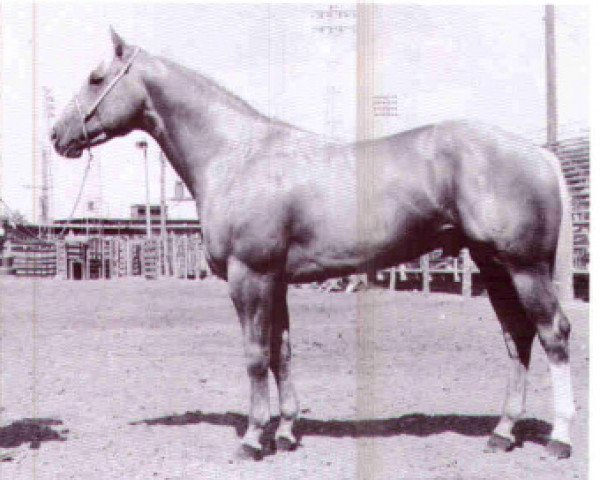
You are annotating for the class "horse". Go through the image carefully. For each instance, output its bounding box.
[51,29,575,460]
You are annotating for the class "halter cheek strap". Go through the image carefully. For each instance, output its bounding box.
[84,47,141,122]
[74,96,92,150]
[74,47,141,147]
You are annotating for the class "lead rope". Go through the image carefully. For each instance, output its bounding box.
[55,97,95,237]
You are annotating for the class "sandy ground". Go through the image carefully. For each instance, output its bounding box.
[0,277,588,479]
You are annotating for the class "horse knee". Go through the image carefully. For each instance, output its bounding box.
[245,346,270,378]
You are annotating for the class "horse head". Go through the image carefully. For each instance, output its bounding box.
[51,28,147,158]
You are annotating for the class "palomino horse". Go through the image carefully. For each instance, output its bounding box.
[52,30,575,460]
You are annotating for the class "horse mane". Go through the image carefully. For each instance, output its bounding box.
[154,54,322,139]
[156,55,266,119]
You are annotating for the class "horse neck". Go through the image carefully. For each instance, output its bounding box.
[141,58,269,202]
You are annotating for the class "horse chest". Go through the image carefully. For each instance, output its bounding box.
[202,202,288,278]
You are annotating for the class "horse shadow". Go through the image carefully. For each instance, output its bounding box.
[0,418,68,453]
[130,411,551,448]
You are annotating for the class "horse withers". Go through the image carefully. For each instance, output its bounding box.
[51,29,575,460]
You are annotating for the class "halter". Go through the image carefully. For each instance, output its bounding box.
[58,47,141,238]
[75,47,141,147]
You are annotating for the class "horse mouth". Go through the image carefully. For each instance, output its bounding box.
[63,144,84,158]
[58,132,108,158]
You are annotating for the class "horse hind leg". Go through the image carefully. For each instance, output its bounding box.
[510,267,575,459]
[269,284,299,451]
[474,257,536,452]
[475,248,575,459]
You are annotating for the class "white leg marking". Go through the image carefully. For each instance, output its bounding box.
[494,356,527,441]
[549,362,575,444]
[494,416,516,442]
[243,425,263,449]
[275,417,296,442]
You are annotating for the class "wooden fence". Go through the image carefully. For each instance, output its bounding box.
[0,236,477,293]
[0,235,584,300]
[379,248,476,298]
[4,240,58,277]
[2,234,210,281]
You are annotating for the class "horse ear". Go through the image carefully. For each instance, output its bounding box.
[110,26,127,58]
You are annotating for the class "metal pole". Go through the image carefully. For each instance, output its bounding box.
[545,5,557,149]
[136,140,151,238]
[144,148,151,237]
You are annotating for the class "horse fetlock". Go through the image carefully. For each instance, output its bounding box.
[551,418,573,446]
[243,422,266,446]
[249,402,271,431]
[549,363,575,415]
[493,416,516,443]
[548,361,574,452]
[275,418,298,451]
[279,388,299,416]
[503,394,526,421]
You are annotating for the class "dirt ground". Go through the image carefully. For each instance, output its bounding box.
[0,277,588,479]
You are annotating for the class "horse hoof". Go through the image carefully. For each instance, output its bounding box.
[235,444,263,461]
[0,451,14,462]
[276,436,297,452]
[546,440,572,459]
[485,433,513,452]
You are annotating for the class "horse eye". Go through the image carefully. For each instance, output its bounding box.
[89,73,103,85]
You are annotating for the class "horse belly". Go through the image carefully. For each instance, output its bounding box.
[285,211,435,283]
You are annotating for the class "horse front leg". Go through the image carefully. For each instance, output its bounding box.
[270,284,299,451]
[228,258,276,460]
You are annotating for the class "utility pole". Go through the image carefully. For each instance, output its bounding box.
[136,139,151,237]
[545,5,558,149]
[545,5,574,302]
[40,148,50,227]
[159,151,168,275]
[41,87,56,236]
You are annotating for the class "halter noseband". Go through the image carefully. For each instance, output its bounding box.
[75,47,141,148]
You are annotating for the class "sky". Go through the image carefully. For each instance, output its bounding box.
[0,3,589,222]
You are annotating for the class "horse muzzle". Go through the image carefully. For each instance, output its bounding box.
[52,127,108,158]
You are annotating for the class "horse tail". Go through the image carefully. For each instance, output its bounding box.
[543,148,574,301]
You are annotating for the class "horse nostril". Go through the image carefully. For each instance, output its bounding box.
[50,128,58,142]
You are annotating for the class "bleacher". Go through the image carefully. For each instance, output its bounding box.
[549,134,590,273]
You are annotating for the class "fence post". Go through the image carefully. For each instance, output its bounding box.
[125,238,132,277]
[399,264,407,281]
[174,235,181,278]
[100,239,105,279]
[461,248,472,298]
[183,235,189,279]
[453,258,460,282]
[194,234,200,280]
[420,254,430,294]
[85,243,90,280]
[168,232,174,277]
[55,240,67,280]
[389,266,397,290]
